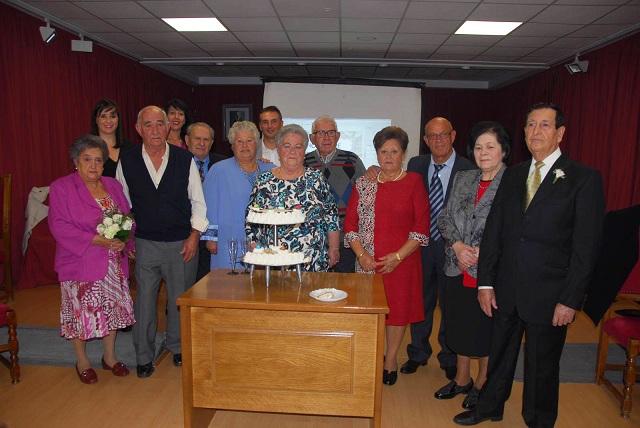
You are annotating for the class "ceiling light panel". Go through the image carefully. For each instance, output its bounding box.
[455,21,522,36]
[162,18,227,32]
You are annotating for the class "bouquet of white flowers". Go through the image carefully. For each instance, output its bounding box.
[96,211,134,242]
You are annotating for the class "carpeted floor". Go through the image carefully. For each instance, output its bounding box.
[0,326,165,367]
[514,342,626,383]
[0,326,628,383]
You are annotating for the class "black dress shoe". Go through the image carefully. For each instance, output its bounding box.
[453,410,503,426]
[444,365,457,380]
[434,380,473,399]
[382,369,398,385]
[400,359,427,374]
[462,387,480,409]
[173,353,182,367]
[136,362,155,378]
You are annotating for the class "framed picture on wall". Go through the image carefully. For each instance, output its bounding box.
[222,104,252,140]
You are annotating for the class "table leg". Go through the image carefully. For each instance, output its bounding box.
[185,408,216,428]
[296,264,302,282]
[181,306,217,428]
[371,313,385,428]
[266,266,270,287]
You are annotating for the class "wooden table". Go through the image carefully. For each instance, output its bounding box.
[177,269,389,428]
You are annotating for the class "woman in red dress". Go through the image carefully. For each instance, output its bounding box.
[344,126,430,386]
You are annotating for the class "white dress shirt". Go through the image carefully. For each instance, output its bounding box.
[527,147,562,182]
[115,142,208,233]
[260,139,280,166]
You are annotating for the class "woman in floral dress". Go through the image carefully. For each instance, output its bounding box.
[49,135,135,384]
[246,124,340,271]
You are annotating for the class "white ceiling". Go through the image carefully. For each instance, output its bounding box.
[7,0,640,88]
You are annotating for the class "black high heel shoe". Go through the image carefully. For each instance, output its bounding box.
[382,369,398,385]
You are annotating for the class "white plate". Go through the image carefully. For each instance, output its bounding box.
[309,288,348,302]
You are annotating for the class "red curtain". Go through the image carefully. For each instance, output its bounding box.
[2,1,638,286]
[0,3,193,283]
[421,88,493,157]
[191,86,264,157]
[490,32,640,210]
[422,33,640,211]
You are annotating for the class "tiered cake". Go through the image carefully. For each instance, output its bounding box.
[246,207,305,225]
[244,207,307,267]
[243,245,307,266]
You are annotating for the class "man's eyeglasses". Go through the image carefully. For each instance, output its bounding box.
[312,130,338,138]
[426,132,451,141]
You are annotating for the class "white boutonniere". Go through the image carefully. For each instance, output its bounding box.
[552,168,566,184]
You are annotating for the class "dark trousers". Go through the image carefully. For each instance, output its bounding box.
[406,238,456,368]
[133,238,198,364]
[476,307,567,428]
[334,245,356,273]
[195,240,210,282]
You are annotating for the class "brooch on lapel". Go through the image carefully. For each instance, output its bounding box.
[552,168,566,184]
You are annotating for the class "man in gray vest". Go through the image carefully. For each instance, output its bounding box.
[116,105,208,378]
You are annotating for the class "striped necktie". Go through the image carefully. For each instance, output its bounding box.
[525,161,544,209]
[429,164,445,241]
[196,159,205,182]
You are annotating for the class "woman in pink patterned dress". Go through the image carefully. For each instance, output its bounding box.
[49,135,135,384]
[344,126,430,386]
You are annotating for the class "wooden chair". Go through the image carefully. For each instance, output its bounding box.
[0,174,12,301]
[595,261,640,418]
[0,303,19,383]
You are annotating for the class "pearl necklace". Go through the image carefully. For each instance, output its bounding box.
[478,180,492,190]
[377,169,404,183]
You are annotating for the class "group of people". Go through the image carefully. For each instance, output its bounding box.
[48,98,604,428]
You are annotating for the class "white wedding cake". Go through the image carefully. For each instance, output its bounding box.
[246,206,305,225]
[243,245,307,267]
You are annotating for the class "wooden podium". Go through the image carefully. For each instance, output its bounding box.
[177,269,389,428]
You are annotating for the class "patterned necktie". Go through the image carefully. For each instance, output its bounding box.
[525,161,544,209]
[429,164,445,241]
[196,159,205,182]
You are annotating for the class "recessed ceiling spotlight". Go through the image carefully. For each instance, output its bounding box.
[455,20,522,36]
[379,63,388,68]
[356,36,377,41]
[39,19,56,44]
[216,62,225,66]
[162,18,227,32]
[461,66,471,70]
[297,62,306,66]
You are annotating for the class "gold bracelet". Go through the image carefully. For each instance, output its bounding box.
[357,251,365,259]
[395,252,402,261]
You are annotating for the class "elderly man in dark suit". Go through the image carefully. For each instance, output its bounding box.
[454,103,605,427]
[184,122,226,281]
[402,117,475,380]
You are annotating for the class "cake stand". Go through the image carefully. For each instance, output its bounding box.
[245,217,306,287]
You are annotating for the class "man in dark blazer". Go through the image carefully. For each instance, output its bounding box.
[185,122,226,282]
[402,117,475,380]
[454,103,605,427]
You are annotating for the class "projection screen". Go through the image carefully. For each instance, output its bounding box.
[263,82,422,168]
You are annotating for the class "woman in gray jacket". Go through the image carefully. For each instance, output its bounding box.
[434,121,510,409]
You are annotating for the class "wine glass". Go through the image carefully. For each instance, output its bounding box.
[227,239,238,275]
